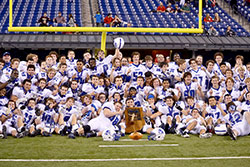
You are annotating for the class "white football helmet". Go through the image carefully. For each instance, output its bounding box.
[148,128,166,141]
[102,128,120,141]
[215,124,227,135]
[113,37,125,49]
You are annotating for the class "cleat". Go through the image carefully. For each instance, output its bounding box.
[2,125,7,139]
[86,131,96,138]
[169,118,176,134]
[0,134,4,139]
[199,133,212,139]
[60,126,68,136]
[68,133,75,139]
[227,126,237,140]
[16,133,24,138]
[42,131,52,137]
[181,131,190,138]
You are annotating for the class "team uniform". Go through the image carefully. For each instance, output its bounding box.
[207,86,224,101]
[127,63,146,83]
[175,82,199,102]
[81,83,104,99]
[205,105,224,125]
[190,68,207,92]
[36,107,58,133]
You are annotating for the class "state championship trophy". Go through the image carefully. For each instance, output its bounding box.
[125,107,145,140]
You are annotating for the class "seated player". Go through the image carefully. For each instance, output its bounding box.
[81,75,104,100]
[207,76,223,101]
[178,108,212,138]
[225,102,250,140]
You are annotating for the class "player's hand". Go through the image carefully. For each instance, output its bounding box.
[222,88,226,94]
[127,68,132,75]
[209,89,213,96]
[201,67,206,72]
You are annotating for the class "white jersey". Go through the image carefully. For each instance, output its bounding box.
[68,68,87,87]
[109,83,126,97]
[205,105,223,123]
[34,86,52,103]
[83,66,103,79]
[54,71,69,85]
[59,105,79,123]
[82,83,104,98]
[207,86,223,101]
[51,92,73,104]
[37,71,47,80]
[223,88,240,102]
[190,68,207,91]
[22,107,37,126]
[224,111,242,126]
[235,74,247,91]
[143,64,161,76]
[107,66,127,79]
[19,72,39,88]
[241,101,250,112]
[0,74,20,92]
[12,86,36,100]
[128,63,146,83]
[0,96,8,107]
[171,68,185,85]
[159,103,180,117]
[66,59,77,71]
[175,82,198,102]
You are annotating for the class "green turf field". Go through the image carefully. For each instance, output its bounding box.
[1,134,250,167]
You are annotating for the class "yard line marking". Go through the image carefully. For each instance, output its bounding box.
[0,157,250,162]
[99,144,179,148]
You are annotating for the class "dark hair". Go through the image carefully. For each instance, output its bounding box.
[27,64,35,70]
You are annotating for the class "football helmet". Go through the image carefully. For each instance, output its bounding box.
[148,128,166,141]
[215,124,227,135]
[102,128,120,141]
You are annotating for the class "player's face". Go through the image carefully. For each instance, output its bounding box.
[137,78,144,85]
[153,79,160,88]
[184,75,192,84]
[211,78,219,85]
[207,62,214,71]
[162,80,170,89]
[129,90,136,96]
[71,81,78,89]
[115,78,123,86]
[77,62,83,70]
[0,62,4,70]
[60,65,67,72]
[41,62,47,69]
[215,56,223,64]
[12,61,19,69]
[121,58,128,66]
[146,60,153,67]
[224,96,232,104]
[59,56,67,64]
[8,101,15,110]
[39,80,46,89]
[27,60,34,65]
[190,60,197,69]
[192,109,199,118]
[220,65,227,73]
[174,54,180,62]
[28,100,36,108]
[33,55,38,63]
[99,78,104,86]
[60,87,68,95]
[99,95,106,103]
[0,89,6,96]
[89,60,96,67]
[246,81,250,88]
[113,94,121,102]
[46,57,53,65]
[83,53,91,61]
[83,96,91,105]
[68,51,75,60]
[166,98,174,107]
[27,68,35,76]
[187,98,194,106]
[132,54,140,64]
[226,79,234,88]
[23,82,31,91]
[180,62,186,70]
[196,56,203,65]
[225,71,233,78]
[51,54,57,62]
[66,99,74,107]
[3,54,11,62]
[209,98,216,106]
[92,77,99,85]
[238,69,245,75]
[48,71,55,78]
[114,103,122,112]
[98,51,105,59]
[236,58,242,65]
[246,93,250,101]
[148,98,155,104]
[126,99,134,108]
[115,59,121,67]
[247,65,250,72]
[157,55,164,63]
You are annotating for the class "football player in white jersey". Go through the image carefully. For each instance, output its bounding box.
[126,52,146,83]
[240,92,250,112]
[246,63,250,78]
[202,96,225,132]
[171,59,186,85]
[54,63,69,87]
[175,72,204,102]
[143,55,161,75]
[83,58,103,81]
[108,58,127,83]
[34,78,52,104]
[238,78,250,102]
[178,108,212,138]
[51,85,72,104]
[66,50,77,71]
[58,97,80,139]
[188,58,207,93]
[19,65,39,89]
[82,75,104,100]
[213,52,231,72]
[2,58,20,78]
[219,77,240,102]
[68,59,86,88]
[37,61,47,80]
[232,55,246,76]
[81,101,124,138]
[68,80,82,103]
[225,102,250,140]
[207,76,223,101]
[235,66,247,91]
[109,76,127,100]
[159,78,179,102]
[11,79,35,102]
[96,50,116,76]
